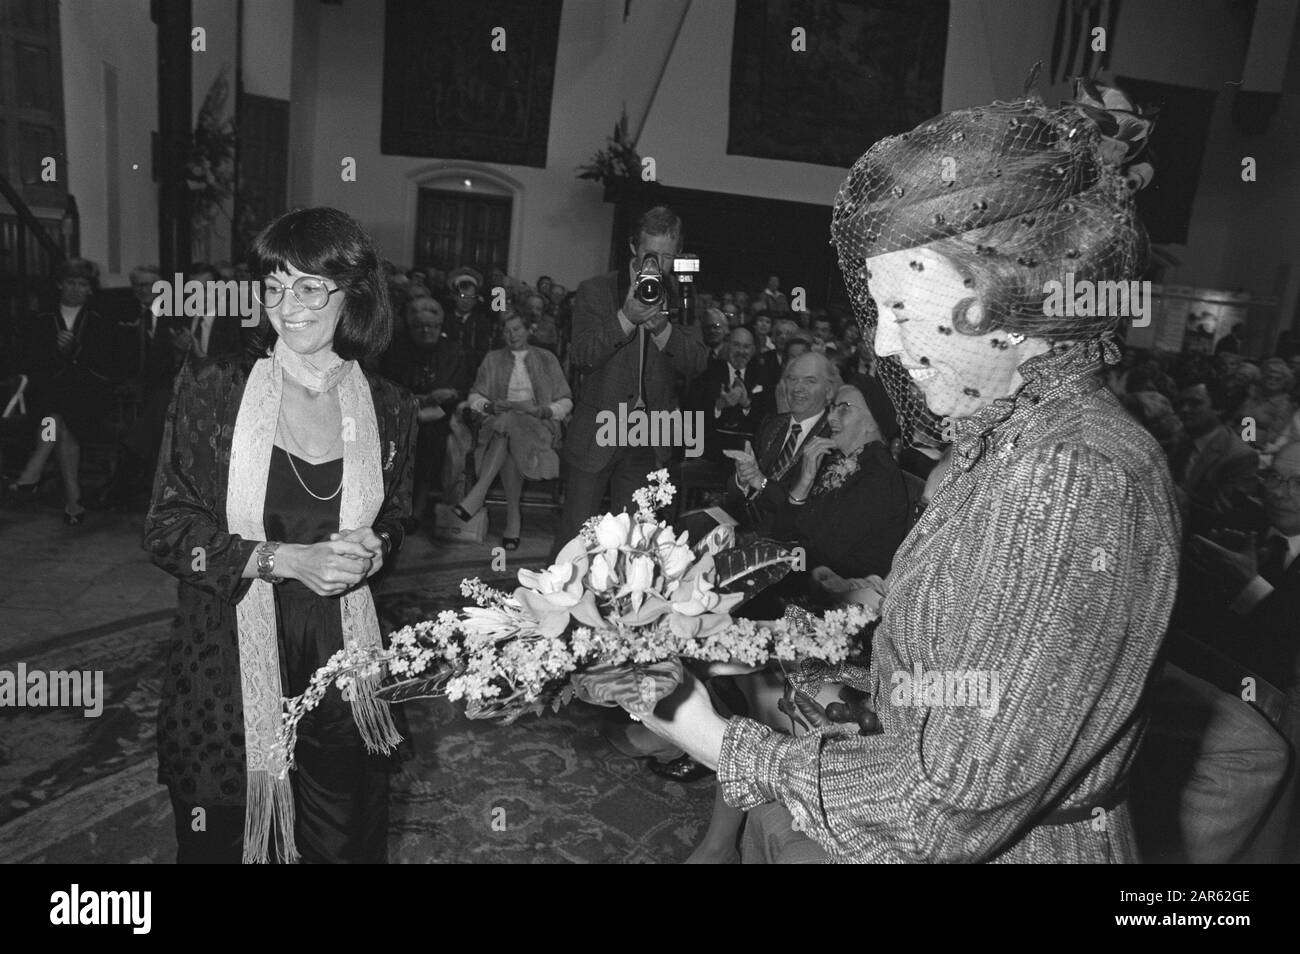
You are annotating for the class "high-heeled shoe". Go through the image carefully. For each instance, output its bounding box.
[5,479,41,498]
[502,536,520,551]
[63,504,87,526]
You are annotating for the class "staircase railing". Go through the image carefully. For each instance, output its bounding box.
[0,173,66,276]
[0,174,70,361]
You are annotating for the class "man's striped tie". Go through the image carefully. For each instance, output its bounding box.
[771,422,802,479]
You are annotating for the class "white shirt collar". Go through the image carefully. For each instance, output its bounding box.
[791,410,823,434]
[1266,529,1300,568]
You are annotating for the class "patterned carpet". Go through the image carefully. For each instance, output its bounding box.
[0,567,715,863]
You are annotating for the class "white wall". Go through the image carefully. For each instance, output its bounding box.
[190,0,239,263]
[302,0,855,287]
[635,0,848,205]
[60,0,158,284]
[242,0,295,100]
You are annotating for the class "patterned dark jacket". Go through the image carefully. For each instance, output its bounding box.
[563,271,708,472]
[723,409,833,531]
[142,355,417,804]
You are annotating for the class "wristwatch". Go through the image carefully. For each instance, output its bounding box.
[256,541,284,584]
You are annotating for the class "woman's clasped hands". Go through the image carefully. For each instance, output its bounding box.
[277,528,385,597]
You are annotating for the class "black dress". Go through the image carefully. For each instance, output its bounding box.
[265,444,392,863]
[17,308,116,441]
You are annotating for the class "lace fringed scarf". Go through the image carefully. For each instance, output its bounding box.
[225,339,401,863]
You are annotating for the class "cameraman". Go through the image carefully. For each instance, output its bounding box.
[554,206,706,554]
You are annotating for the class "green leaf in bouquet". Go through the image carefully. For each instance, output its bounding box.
[712,540,798,607]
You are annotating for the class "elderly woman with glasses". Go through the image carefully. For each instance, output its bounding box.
[143,207,417,864]
[629,84,1182,863]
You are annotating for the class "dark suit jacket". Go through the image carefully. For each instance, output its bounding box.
[1176,531,1300,693]
[136,311,185,389]
[563,270,707,472]
[723,408,832,531]
[142,356,417,804]
[380,335,471,412]
[757,348,783,383]
[769,440,911,578]
[16,307,116,437]
[183,314,246,366]
[689,359,776,460]
[1175,425,1259,536]
[446,303,496,371]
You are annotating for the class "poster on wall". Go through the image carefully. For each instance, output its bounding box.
[727,0,949,168]
[380,0,562,168]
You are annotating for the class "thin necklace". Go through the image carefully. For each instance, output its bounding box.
[283,447,343,501]
[278,413,343,500]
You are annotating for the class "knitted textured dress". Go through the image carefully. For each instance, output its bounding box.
[718,341,1182,863]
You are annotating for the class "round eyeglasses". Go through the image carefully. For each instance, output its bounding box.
[1260,470,1300,493]
[254,276,343,310]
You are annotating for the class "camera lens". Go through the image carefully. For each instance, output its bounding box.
[636,275,662,305]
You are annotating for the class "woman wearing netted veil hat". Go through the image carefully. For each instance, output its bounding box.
[631,80,1181,863]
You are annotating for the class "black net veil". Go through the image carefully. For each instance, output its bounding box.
[831,80,1154,447]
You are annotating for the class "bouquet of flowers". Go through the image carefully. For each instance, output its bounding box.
[273,471,875,772]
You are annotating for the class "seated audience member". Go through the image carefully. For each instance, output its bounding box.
[7,258,113,525]
[424,267,449,301]
[757,317,795,381]
[840,317,861,346]
[690,327,774,460]
[546,282,569,318]
[767,383,910,579]
[783,335,811,362]
[725,351,836,532]
[808,314,835,353]
[455,314,571,549]
[1133,439,1300,863]
[761,276,789,315]
[751,312,775,353]
[520,291,559,353]
[93,265,185,508]
[446,266,496,370]
[721,302,743,330]
[1123,356,1178,402]
[1121,389,1183,462]
[176,262,245,366]
[1240,357,1297,450]
[381,296,470,525]
[701,308,729,366]
[1172,368,1259,537]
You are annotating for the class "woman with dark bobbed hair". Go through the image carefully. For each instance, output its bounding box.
[632,82,1182,863]
[144,207,417,863]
